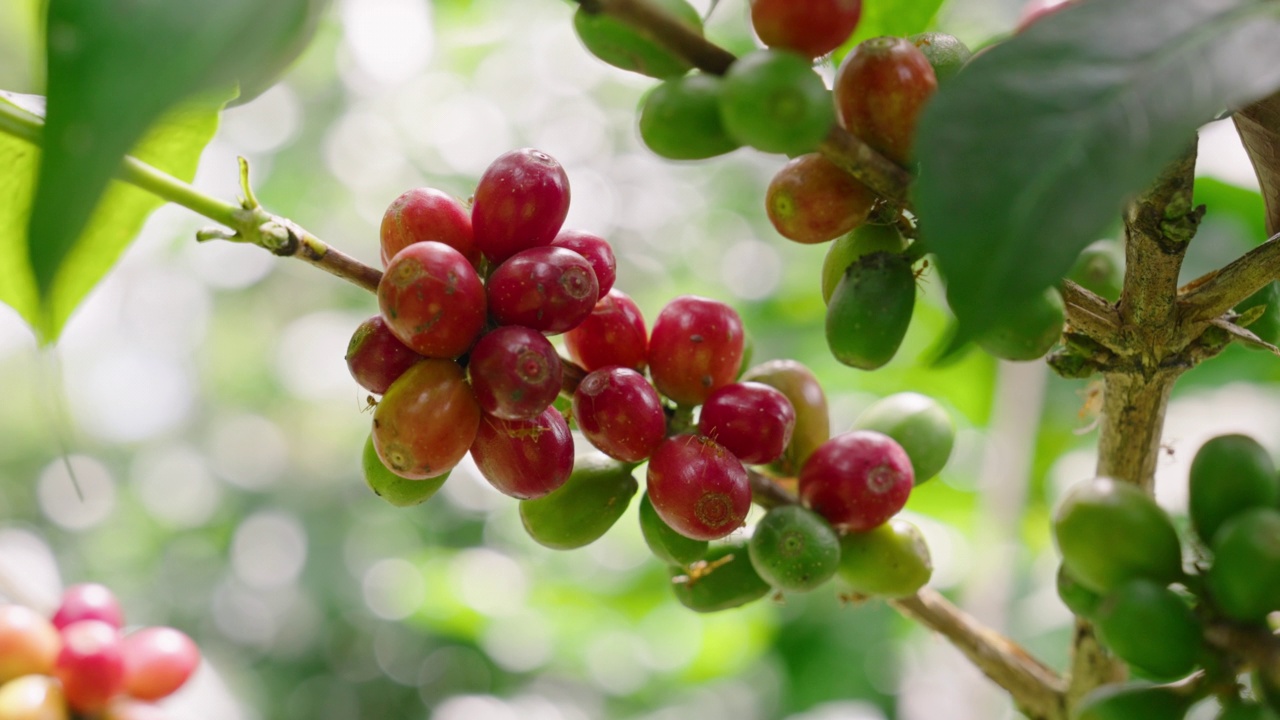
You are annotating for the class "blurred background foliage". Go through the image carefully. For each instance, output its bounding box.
[0,0,1278,719]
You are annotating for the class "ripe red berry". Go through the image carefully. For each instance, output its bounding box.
[470,406,574,499]
[0,604,60,683]
[646,435,751,541]
[346,315,424,395]
[750,0,862,59]
[379,187,479,268]
[467,326,563,421]
[572,367,667,463]
[487,246,600,334]
[697,382,796,465]
[834,37,938,165]
[563,288,649,373]
[648,295,744,406]
[56,619,126,713]
[551,229,617,297]
[472,148,571,264]
[120,627,200,701]
[378,241,487,359]
[799,430,914,531]
[372,359,481,479]
[766,153,877,244]
[53,583,124,631]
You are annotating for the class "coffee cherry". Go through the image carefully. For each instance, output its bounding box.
[487,246,599,334]
[647,435,751,541]
[765,153,877,245]
[564,289,649,373]
[1095,579,1201,681]
[572,0,702,79]
[469,406,574,500]
[120,627,200,701]
[551,229,617,297]
[669,543,771,613]
[572,367,667,463]
[720,49,834,156]
[697,382,796,465]
[907,32,972,85]
[850,392,955,485]
[1207,508,1280,624]
[834,37,937,165]
[749,0,862,60]
[519,455,638,550]
[1052,477,1183,594]
[1189,434,1278,546]
[379,187,479,268]
[55,620,126,714]
[1073,683,1193,720]
[826,251,916,370]
[379,241,487,359]
[0,674,67,720]
[53,584,124,631]
[648,295,744,406]
[362,434,448,507]
[748,505,840,592]
[798,430,913,532]
[741,359,830,476]
[0,605,60,683]
[640,73,741,160]
[467,326,562,421]
[976,287,1064,361]
[345,315,424,395]
[372,359,481,479]
[821,224,906,304]
[836,517,932,597]
[1068,239,1124,302]
[1056,564,1102,619]
[471,149,570,264]
[639,492,709,566]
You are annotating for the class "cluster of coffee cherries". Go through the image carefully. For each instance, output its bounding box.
[1054,434,1280,717]
[0,584,200,720]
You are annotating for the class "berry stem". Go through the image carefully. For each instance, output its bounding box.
[0,99,384,294]
[568,0,913,203]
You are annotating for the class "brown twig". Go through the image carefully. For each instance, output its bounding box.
[1178,233,1280,328]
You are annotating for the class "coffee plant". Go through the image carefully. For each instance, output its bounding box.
[3,0,1280,718]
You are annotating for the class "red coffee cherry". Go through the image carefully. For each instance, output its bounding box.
[378,241,487,359]
[648,295,744,406]
[372,359,481,479]
[647,434,751,541]
[472,148,571,264]
[551,229,617,297]
[750,0,862,60]
[563,289,649,373]
[697,382,796,465]
[469,406,574,500]
[0,604,60,683]
[572,367,667,463]
[120,627,200,701]
[346,315,425,395]
[56,619,126,714]
[53,583,124,631]
[487,246,600,335]
[799,430,914,531]
[467,326,563,421]
[834,37,938,165]
[379,187,479,268]
[766,153,877,244]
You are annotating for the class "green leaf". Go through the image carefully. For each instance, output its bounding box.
[840,0,945,55]
[914,0,1280,341]
[0,94,220,340]
[26,0,322,337]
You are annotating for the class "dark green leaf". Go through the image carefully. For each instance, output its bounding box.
[915,0,1280,340]
[26,0,324,337]
[0,94,220,340]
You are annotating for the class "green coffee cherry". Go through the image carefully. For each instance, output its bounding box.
[1206,508,1280,624]
[1057,564,1103,619]
[820,224,907,305]
[639,73,740,160]
[1052,477,1183,594]
[748,505,840,592]
[670,543,771,612]
[640,492,709,566]
[850,392,954,484]
[1095,579,1202,680]
[572,0,702,79]
[1073,683,1194,720]
[826,251,916,370]
[1069,240,1124,301]
[836,518,932,598]
[907,32,972,85]
[519,455,638,550]
[1189,434,1278,546]
[719,49,834,155]
[362,434,447,507]
[977,287,1065,361]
